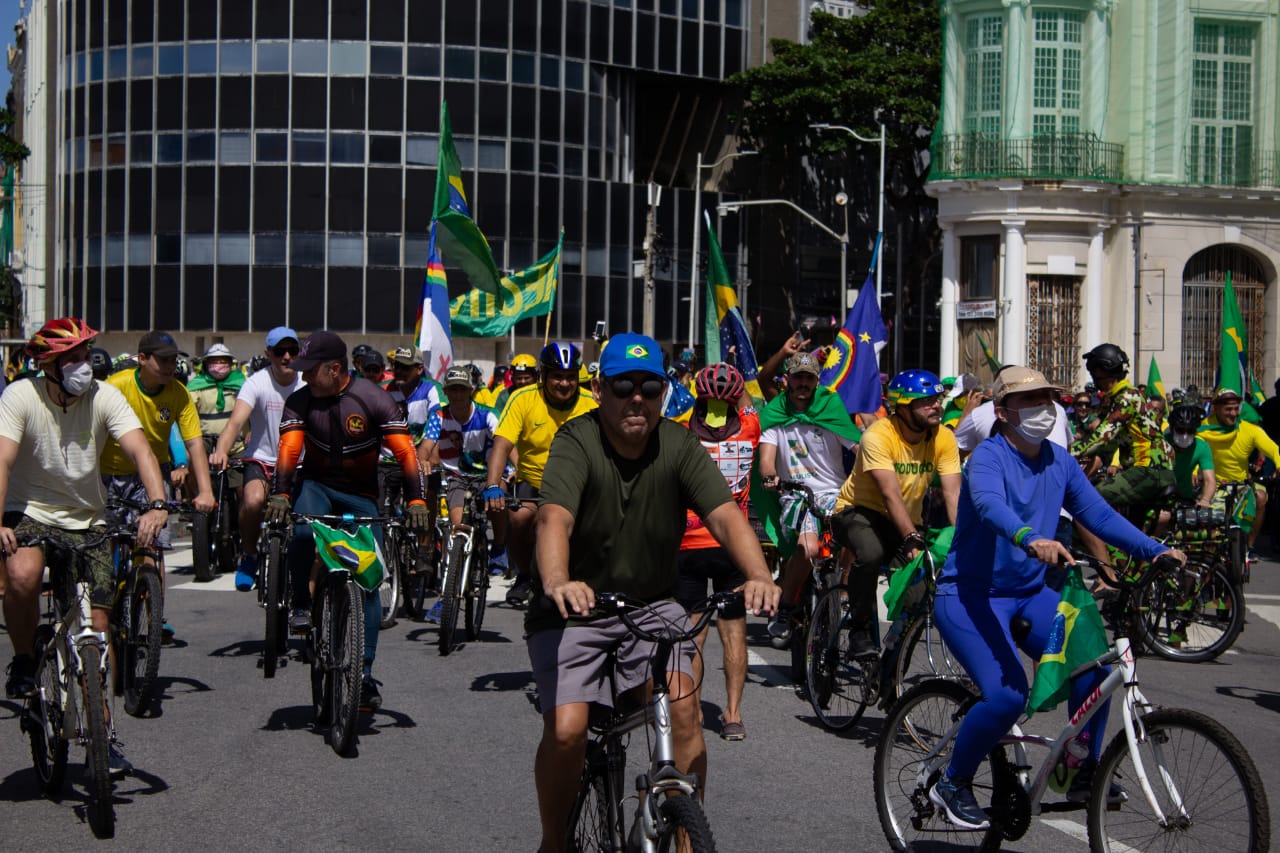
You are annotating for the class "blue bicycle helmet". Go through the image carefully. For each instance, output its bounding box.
[886,369,944,408]
[540,341,582,372]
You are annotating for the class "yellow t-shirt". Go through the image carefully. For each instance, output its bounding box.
[99,369,203,475]
[494,384,597,489]
[835,416,961,524]
[1197,417,1280,482]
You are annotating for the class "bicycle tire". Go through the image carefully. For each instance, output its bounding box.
[438,535,466,655]
[379,538,399,629]
[398,529,425,620]
[1228,527,1246,586]
[875,679,998,852]
[328,578,365,756]
[79,644,116,838]
[1088,708,1269,852]
[566,742,621,852]
[216,491,242,577]
[309,583,330,726]
[465,539,488,640]
[805,585,869,731]
[263,535,286,678]
[892,612,972,705]
[1132,562,1243,662]
[122,568,163,717]
[26,625,68,797]
[656,794,717,853]
[191,510,215,582]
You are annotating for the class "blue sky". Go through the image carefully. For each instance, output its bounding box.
[1,0,23,99]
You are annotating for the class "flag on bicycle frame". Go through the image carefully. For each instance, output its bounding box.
[702,211,764,401]
[819,273,888,416]
[414,222,454,381]
[1026,564,1109,715]
[311,522,386,592]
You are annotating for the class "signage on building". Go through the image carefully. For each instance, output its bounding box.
[957,300,998,320]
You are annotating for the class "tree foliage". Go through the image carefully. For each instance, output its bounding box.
[0,107,30,167]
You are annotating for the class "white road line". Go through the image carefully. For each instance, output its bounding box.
[1247,593,1280,601]
[1042,817,1142,852]
[1246,603,1280,632]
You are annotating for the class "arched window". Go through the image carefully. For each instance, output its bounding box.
[1181,245,1267,391]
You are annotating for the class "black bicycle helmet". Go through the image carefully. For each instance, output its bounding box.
[88,346,113,379]
[351,343,376,366]
[1168,403,1204,432]
[1082,343,1129,378]
[540,341,582,372]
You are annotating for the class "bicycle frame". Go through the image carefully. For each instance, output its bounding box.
[41,554,112,745]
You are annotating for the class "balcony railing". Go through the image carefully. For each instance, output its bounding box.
[1184,147,1280,189]
[930,132,1126,182]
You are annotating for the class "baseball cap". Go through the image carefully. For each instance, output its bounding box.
[292,330,348,371]
[265,326,298,348]
[599,333,665,379]
[391,346,423,366]
[203,343,234,360]
[993,366,1060,405]
[443,366,473,388]
[1211,387,1242,403]
[785,352,821,377]
[362,349,385,368]
[138,330,180,358]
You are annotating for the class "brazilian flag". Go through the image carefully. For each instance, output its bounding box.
[311,522,386,592]
[1026,564,1109,715]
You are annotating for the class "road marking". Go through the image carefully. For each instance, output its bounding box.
[1247,593,1280,601]
[1247,603,1280,632]
[746,649,795,688]
[1042,817,1143,852]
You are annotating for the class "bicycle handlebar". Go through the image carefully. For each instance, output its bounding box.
[592,591,744,644]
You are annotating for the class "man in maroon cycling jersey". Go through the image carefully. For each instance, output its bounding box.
[264,331,431,709]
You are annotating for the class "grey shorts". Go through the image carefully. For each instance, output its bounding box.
[445,474,486,511]
[102,473,172,549]
[527,600,697,710]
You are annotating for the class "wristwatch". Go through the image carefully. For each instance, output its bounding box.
[148,500,169,512]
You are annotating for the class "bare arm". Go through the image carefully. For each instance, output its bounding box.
[0,435,20,553]
[485,434,516,512]
[757,442,780,488]
[183,435,216,513]
[701,502,780,616]
[534,503,593,618]
[209,398,253,469]
[1198,467,1216,506]
[117,429,172,546]
[939,472,961,526]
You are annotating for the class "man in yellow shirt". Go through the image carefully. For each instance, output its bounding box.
[832,369,961,657]
[485,342,597,604]
[1198,388,1280,553]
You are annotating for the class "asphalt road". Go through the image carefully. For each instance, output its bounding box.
[2,532,1278,850]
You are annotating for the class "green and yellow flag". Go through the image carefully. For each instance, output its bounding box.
[433,101,503,295]
[1219,272,1262,423]
[311,522,386,592]
[450,233,562,338]
[976,332,1003,374]
[1146,356,1165,400]
[1026,565,1109,715]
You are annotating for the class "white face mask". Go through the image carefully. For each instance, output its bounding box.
[1011,402,1056,442]
[59,359,95,396]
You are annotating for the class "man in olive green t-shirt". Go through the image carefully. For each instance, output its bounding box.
[527,333,778,853]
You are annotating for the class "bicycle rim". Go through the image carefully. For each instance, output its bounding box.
[398,529,426,620]
[192,510,215,582]
[656,794,717,853]
[567,744,621,852]
[263,536,286,678]
[379,546,399,629]
[27,627,68,796]
[465,541,488,640]
[216,496,242,576]
[123,570,163,716]
[1089,708,1270,852]
[438,537,466,655]
[805,586,868,731]
[328,580,365,756]
[310,584,330,725]
[79,644,116,838]
[875,680,996,852]
[893,613,972,704]
[1136,563,1243,662]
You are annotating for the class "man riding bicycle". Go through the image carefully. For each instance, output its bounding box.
[264,331,432,710]
[1198,387,1280,555]
[930,368,1184,829]
[0,318,171,773]
[831,369,961,658]
[527,333,778,853]
[1168,403,1216,508]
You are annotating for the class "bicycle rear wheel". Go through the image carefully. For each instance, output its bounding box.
[892,612,971,705]
[378,539,399,629]
[566,741,623,852]
[26,625,68,797]
[438,536,466,655]
[1132,562,1243,662]
[874,679,998,852]
[122,568,163,716]
[328,579,365,756]
[1089,708,1269,852]
[215,491,242,577]
[656,794,717,852]
[79,644,115,838]
[263,535,287,678]
[465,540,489,640]
[805,585,870,731]
[191,510,215,582]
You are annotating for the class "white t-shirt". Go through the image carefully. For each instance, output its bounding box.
[953,400,1071,453]
[760,421,856,495]
[237,367,305,463]
[0,378,142,528]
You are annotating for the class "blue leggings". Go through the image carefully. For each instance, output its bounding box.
[289,480,383,674]
[934,585,1110,780]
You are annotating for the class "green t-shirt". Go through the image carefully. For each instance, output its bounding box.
[1171,433,1214,501]
[527,412,733,632]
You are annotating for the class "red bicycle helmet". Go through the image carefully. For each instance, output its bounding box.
[695,363,745,402]
[27,317,99,361]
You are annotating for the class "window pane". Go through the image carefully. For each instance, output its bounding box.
[330,133,366,164]
[330,42,367,75]
[369,135,401,164]
[131,45,154,76]
[156,132,183,162]
[370,44,403,76]
[291,233,326,264]
[368,235,401,267]
[292,131,326,162]
[256,42,290,72]
[185,234,215,264]
[541,56,560,86]
[293,41,328,74]
[256,132,288,161]
[255,234,287,265]
[105,236,125,266]
[131,133,152,164]
[157,44,183,75]
[329,234,364,266]
[127,235,151,265]
[108,47,128,79]
[220,132,252,163]
[565,60,584,90]
[187,43,217,74]
[405,135,438,165]
[221,41,253,73]
[89,49,103,81]
[187,131,216,161]
[404,236,429,269]
[478,140,506,170]
[445,47,473,78]
[219,233,252,264]
[156,233,182,263]
[512,53,536,84]
[479,50,506,81]
[407,45,440,77]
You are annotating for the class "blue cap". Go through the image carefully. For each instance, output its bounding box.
[599,333,665,379]
[265,326,299,347]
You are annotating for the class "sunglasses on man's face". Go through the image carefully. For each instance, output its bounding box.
[605,376,665,400]
[272,346,299,358]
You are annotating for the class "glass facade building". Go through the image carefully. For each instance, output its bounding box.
[56,0,750,342]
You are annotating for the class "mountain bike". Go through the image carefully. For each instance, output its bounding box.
[566,591,738,853]
[772,481,844,689]
[192,461,244,581]
[874,554,1270,852]
[436,479,518,655]
[16,530,119,838]
[257,514,292,678]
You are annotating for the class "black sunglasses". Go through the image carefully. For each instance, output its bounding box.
[271,345,299,357]
[606,376,665,400]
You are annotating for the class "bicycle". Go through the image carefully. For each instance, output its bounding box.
[566,591,738,853]
[16,530,120,838]
[191,460,244,582]
[804,527,969,732]
[435,479,518,655]
[256,513,293,678]
[873,553,1270,852]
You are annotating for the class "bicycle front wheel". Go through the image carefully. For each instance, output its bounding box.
[328,579,365,756]
[465,540,489,640]
[892,612,971,705]
[566,742,622,852]
[656,794,717,852]
[263,535,287,678]
[805,585,870,731]
[191,510,215,582]
[26,625,68,796]
[875,679,997,852]
[378,542,400,629]
[438,536,466,655]
[79,644,116,838]
[1133,562,1243,662]
[1088,708,1269,852]
[215,493,242,576]
[122,568,163,716]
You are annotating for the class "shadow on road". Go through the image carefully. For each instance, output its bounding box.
[208,639,266,657]
[359,707,417,734]
[261,704,316,732]
[470,670,534,693]
[1217,684,1280,714]
[144,675,214,718]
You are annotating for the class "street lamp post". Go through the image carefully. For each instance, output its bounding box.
[690,149,757,347]
[716,197,849,302]
[810,122,886,304]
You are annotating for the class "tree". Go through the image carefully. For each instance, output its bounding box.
[729,2,943,369]
[0,96,30,337]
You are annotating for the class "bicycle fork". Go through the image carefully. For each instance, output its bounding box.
[632,647,700,852]
[1116,638,1192,828]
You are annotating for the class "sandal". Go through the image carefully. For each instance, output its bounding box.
[719,719,747,741]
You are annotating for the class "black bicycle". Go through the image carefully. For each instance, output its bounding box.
[256,514,292,678]
[436,479,517,655]
[107,523,164,717]
[192,461,243,582]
